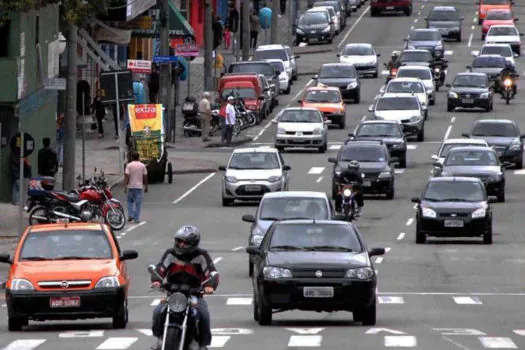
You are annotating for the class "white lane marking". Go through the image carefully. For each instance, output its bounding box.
[407,145,417,150]
[417,11,421,16]
[414,19,418,23]
[378,296,404,304]
[397,232,406,240]
[213,257,223,264]
[210,336,231,348]
[59,330,104,338]
[361,115,366,122]
[473,17,477,23]
[385,247,391,253]
[421,4,425,8]
[513,169,525,175]
[453,296,482,304]
[226,297,253,305]
[96,337,138,350]
[414,203,418,209]
[122,221,147,234]
[308,167,325,175]
[298,42,307,47]
[150,298,161,306]
[173,173,216,204]
[472,25,475,30]
[329,144,341,150]
[513,330,525,336]
[450,117,456,123]
[468,33,474,47]
[385,335,417,347]
[411,26,414,30]
[367,328,406,335]
[286,328,325,334]
[232,246,243,251]
[406,218,414,226]
[337,5,370,48]
[478,337,517,348]
[394,169,405,174]
[382,70,390,75]
[444,125,453,140]
[434,328,486,336]
[375,269,379,275]
[2,340,47,350]
[1,303,6,307]
[375,257,384,264]
[445,50,453,55]
[288,335,323,347]
[316,176,323,183]
[137,329,153,336]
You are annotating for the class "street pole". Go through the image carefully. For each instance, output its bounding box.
[81,93,85,183]
[270,0,279,44]
[241,0,250,60]
[235,0,240,61]
[62,23,77,191]
[114,74,123,176]
[204,0,213,91]
[158,0,172,141]
[18,129,23,236]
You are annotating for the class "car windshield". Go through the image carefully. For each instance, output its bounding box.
[304,89,341,103]
[429,9,460,21]
[314,7,335,17]
[400,51,432,62]
[486,10,513,20]
[19,230,113,260]
[221,88,256,100]
[314,1,340,12]
[472,122,518,136]
[299,12,329,25]
[319,65,357,78]
[409,31,441,41]
[376,97,419,110]
[452,75,488,87]
[439,143,486,157]
[356,123,403,137]
[269,61,285,73]
[444,150,499,166]
[340,146,387,162]
[228,152,280,169]
[342,45,374,55]
[397,68,432,80]
[269,224,361,252]
[488,26,518,36]
[387,81,425,93]
[480,46,512,57]
[259,198,329,220]
[279,110,323,123]
[483,0,509,5]
[230,63,274,77]
[423,182,485,202]
[254,49,288,61]
[472,56,506,68]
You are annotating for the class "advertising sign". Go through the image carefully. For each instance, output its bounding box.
[127,59,152,73]
[128,104,164,160]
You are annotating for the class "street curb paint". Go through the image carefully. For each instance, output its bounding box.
[205,137,253,148]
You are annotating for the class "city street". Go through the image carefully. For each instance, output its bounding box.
[2,0,525,348]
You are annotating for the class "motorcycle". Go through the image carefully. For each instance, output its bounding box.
[147,265,217,350]
[182,96,200,137]
[432,60,447,91]
[502,77,514,104]
[383,63,398,83]
[338,183,359,222]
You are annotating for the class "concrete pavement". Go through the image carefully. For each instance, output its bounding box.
[3,0,525,349]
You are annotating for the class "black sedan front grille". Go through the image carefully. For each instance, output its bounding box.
[438,213,470,218]
[362,172,380,179]
[292,268,347,278]
[457,92,480,98]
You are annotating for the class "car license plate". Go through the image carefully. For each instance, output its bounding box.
[462,98,474,104]
[386,6,394,9]
[303,287,334,298]
[50,296,81,308]
[244,185,261,192]
[444,220,464,228]
[363,181,371,187]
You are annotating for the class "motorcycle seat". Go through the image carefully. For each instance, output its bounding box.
[55,191,81,202]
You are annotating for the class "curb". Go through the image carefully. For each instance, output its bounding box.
[205,136,253,148]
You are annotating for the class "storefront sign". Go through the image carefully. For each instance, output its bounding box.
[127,59,152,73]
[175,44,199,57]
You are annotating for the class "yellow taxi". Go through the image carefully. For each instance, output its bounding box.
[298,85,347,129]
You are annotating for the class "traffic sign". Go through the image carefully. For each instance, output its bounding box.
[152,55,179,63]
[10,132,35,157]
[127,59,152,73]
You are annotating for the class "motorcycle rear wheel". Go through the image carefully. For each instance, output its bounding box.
[29,206,51,225]
[105,207,126,231]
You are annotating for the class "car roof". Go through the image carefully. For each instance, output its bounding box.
[482,43,512,47]
[382,93,419,99]
[342,141,386,148]
[265,58,285,64]
[321,62,355,68]
[411,28,440,32]
[344,43,373,48]
[477,54,506,59]
[281,107,320,112]
[402,49,431,53]
[262,191,329,199]
[447,146,496,152]
[359,120,399,125]
[431,6,457,11]
[273,219,351,226]
[398,65,431,71]
[488,24,516,28]
[232,60,271,65]
[233,147,280,154]
[443,138,488,145]
[428,176,483,183]
[456,72,487,77]
[29,222,108,232]
[390,77,424,83]
[256,44,285,51]
[474,119,514,124]
[307,85,340,92]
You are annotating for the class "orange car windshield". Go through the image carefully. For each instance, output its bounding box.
[482,0,508,5]
[19,229,113,261]
[305,90,341,103]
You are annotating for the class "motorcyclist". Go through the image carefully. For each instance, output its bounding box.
[386,51,400,70]
[150,225,219,350]
[500,61,518,97]
[335,160,364,216]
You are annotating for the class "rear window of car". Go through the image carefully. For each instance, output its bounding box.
[254,49,288,61]
[230,63,274,77]
[259,197,329,220]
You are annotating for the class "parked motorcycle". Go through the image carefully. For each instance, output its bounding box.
[182,96,200,137]
[147,265,217,350]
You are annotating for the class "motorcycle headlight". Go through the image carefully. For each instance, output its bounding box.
[347,82,358,89]
[167,292,188,313]
[434,67,441,73]
[422,207,437,218]
[480,92,490,98]
[322,26,331,33]
[252,235,264,246]
[313,127,324,135]
[268,176,282,183]
[378,171,391,178]
[277,127,286,135]
[11,278,35,291]
[409,116,420,123]
[448,92,458,98]
[504,79,512,87]
[225,176,238,183]
[343,189,352,197]
[95,276,120,288]
[345,267,374,279]
[263,266,293,279]
[472,207,487,219]
[510,142,521,151]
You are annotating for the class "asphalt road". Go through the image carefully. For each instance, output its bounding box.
[3,0,525,348]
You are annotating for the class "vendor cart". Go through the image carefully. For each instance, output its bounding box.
[126,103,173,184]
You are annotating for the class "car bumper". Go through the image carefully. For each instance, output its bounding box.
[296,33,332,43]
[497,150,522,164]
[333,177,393,194]
[276,134,325,148]
[435,28,461,38]
[340,87,360,100]
[372,4,411,11]
[399,120,424,136]
[259,278,376,312]
[354,65,377,75]
[418,216,491,237]
[484,179,505,195]
[223,179,284,200]
[389,147,407,159]
[322,112,345,124]
[278,79,289,91]
[447,97,491,109]
[6,287,124,320]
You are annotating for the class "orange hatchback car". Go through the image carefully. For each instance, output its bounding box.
[0,222,138,331]
[477,0,513,25]
[298,86,347,129]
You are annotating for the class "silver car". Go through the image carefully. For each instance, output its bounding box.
[219,147,291,206]
[241,191,334,276]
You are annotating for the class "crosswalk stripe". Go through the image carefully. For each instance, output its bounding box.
[226,297,253,305]
[2,339,46,350]
[59,330,104,338]
[407,145,417,150]
[445,50,453,55]
[513,170,525,175]
[394,169,405,174]
[96,337,138,350]
[210,336,231,348]
[136,329,153,336]
[288,335,322,347]
[308,167,325,175]
[453,296,482,304]
[329,145,341,150]
[384,335,417,347]
[151,298,162,306]
[479,337,517,348]
[378,296,405,304]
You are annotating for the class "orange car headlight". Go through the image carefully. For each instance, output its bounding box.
[11,278,35,291]
[95,276,120,288]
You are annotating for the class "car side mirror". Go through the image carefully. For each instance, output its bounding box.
[445,83,451,88]
[242,214,256,223]
[514,18,519,22]
[520,134,525,140]
[461,17,464,20]
[263,87,270,92]
[0,253,12,264]
[295,55,301,59]
[379,86,386,94]
[271,119,278,124]
[347,132,354,137]
[368,105,374,112]
[329,21,335,25]
[476,1,480,4]
[466,65,472,70]
[377,53,381,57]
[283,165,291,171]
[488,198,498,203]
[218,165,227,171]
[520,33,524,37]
[403,38,408,41]
[383,62,388,67]
[324,120,331,124]
[369,248,385,257]
[411,197,421,203]
[328,157,337,163]
[433,162,443,167]
[461,132,470,138]
[297,99,303,104]
[246,246,261,255]
[312,75,318,80]
[514,52,520,58]
[424,17,428,21]
[336,53,341,57]
[120,250,139,261]
[502,161,514,169]
[431,154,438,160]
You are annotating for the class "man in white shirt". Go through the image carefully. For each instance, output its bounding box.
[224,96,236,146]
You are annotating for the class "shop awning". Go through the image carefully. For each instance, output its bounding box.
[131,0,195,42]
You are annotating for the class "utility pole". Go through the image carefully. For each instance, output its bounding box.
[235,0,240,61]
[270,0,279,44]
[241,0,250,60]
[62,23,77,191]
[158,0,172,141]
[204,0,213,91]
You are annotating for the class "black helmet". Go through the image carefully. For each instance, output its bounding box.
[173,225,201,255]
[505,60,513,69]
[347,160,360,171]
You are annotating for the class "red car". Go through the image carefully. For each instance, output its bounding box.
[481,10,518,39]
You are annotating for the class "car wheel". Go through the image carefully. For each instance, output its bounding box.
[256,294,272,325]
[284,84,291,95]
[399,155,407,168]
[354,92,361,104]
[497,189,505,202]
[361,298,376,325]
[447,104,453,112]
[424,110,428,120]
[373,68,378,78]
[370,9,377,17]
[430,98,435,106]
[386,186,394,200]
[485,104,491,112]
[112,299,128,329]
[417,127,425,142]
[339,120,346,129]
[222,197,234,206]
[516,159,523,169]
[8,316,27,331]
[405,7,412,16]
[249,262,253,277]
[483,224,493,244]
[416,222,426,244]
[318,145,326,153]
[457,33,462,42]
[276,146,285,152]
[478,18,482,25]
[481,33,485,40]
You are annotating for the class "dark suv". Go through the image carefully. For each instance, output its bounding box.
[371,0,412,17]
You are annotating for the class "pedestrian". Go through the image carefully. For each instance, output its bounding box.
[37,137,58,177]
[149,64,160,103]
[224,96,236,146]
[199,92,212,142]
[124,151,148,224]
[213,15,224,50]
[250,10,259,49]
[91,91,106,138]
[10,152,32,205]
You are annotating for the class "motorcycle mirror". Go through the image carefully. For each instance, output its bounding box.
[147,264,163,281]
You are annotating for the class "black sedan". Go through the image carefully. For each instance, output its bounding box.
[246,219,384,325]
[462,119,525,169]
[433,146,508,202]
[446,73,493,112]
[347,120,408,168]
[313,63,361,103]
[404,28,445,58]
[329,140,396,199]
[412,177,495,244]
[295,11,335,44]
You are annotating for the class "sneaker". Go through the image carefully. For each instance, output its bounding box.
[134,219,140,224]
[128,217,134,222]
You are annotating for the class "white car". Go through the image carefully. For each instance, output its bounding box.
[273,107,330,153]
[475,43,517,66]
[266,59,291,94]
[380,78,429,119]
[430,138,490,175]
[337,43,380,77]
[309,7,340,34]
[395,65,435,105]
[485,25,523,56]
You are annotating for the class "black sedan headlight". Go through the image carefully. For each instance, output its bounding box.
[345,267,374,279]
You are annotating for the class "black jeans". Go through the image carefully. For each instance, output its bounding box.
[224,125,234,145]
[152,298,212,346]
[335,192,364,212]
[250,31,258,49]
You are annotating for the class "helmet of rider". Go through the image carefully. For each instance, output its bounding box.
[347,160,360,171]
[173,225,201,255]
[505,60,513,70]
